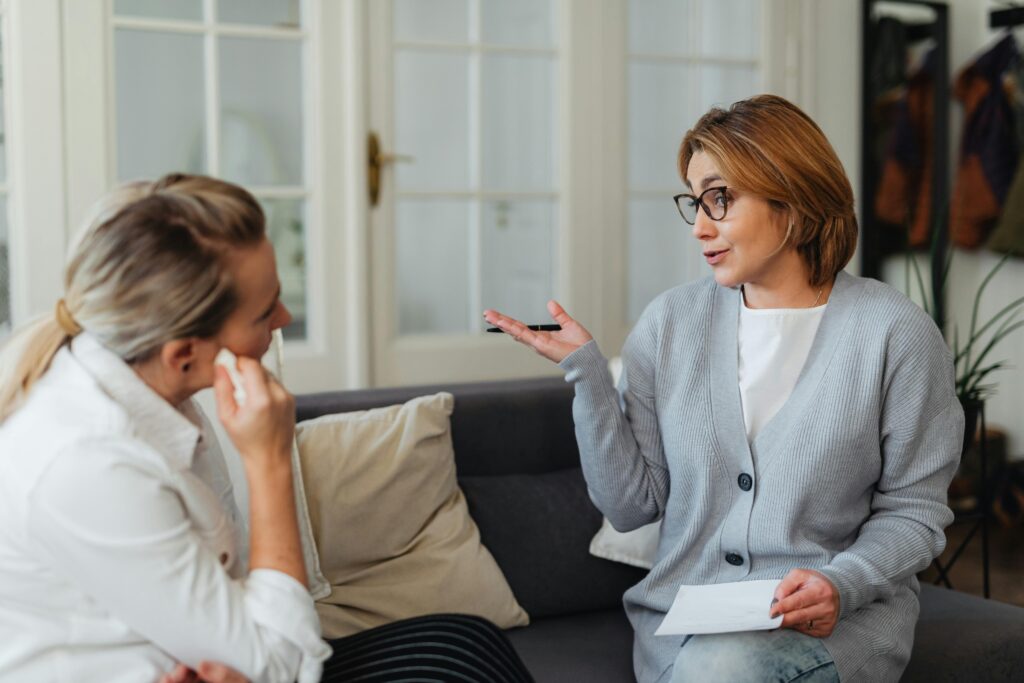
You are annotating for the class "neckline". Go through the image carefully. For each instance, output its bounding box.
[710,271,861,473]
[739,284,829,313]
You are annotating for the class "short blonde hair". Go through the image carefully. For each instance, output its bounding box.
[679,94,857,287]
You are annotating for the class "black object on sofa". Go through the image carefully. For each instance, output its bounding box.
[296,376,1024,682]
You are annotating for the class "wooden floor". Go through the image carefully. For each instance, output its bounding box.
[919,519,1024,607]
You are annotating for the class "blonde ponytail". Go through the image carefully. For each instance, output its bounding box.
[0,314,73,421]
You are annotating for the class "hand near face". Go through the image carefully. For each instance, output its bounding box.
[159,662,249,683]
[770,569,841,638]
[483,300,593,364]
[213,355,295,468]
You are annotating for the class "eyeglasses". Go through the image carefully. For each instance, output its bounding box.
[673,186,733,225]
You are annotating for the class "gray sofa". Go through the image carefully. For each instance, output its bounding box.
[295,376,1024,682]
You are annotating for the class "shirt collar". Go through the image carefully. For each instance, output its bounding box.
[70,332,201,470]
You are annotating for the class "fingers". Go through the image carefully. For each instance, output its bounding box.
[483,310,541,348]
[771,569,841,638]
[236,356,270,402]
[160,664,196,683]
[212,365,238,419]
[773,569,806,602]
[771,586,819,617]
[197,661,249,683]
[547,300,573,325]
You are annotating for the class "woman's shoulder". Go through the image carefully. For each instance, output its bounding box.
[2,351,135,455]
[840,272,949,357]
[844,273,940,327]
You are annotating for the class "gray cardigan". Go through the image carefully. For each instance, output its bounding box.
[560,271,963,682]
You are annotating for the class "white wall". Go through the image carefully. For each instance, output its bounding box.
[816,0,1024,457]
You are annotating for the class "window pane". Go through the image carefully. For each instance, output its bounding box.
[700,0,760,60]
[0,23,5,183]
[481,54,556,191]
[395,50,471,191]
[396,199,471,335]
[628,198,701,323]
[115,30,206,181]
[481,0,555,48]
[394,0,469,43]
[114,0,203,21]
[629,0,691,55]
[481,199,556,323]
[261,198,307,340]
[629,61,695,190]
[700,64,759,113]
[219,37,304,186]
[217,0,301,28]
[0,195,9,334]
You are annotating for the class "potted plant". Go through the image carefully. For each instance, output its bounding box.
[905,221,1024,433]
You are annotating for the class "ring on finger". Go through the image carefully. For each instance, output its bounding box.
[807,620,815,630]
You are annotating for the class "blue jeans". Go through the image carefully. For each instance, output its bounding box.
[669,628,838,683]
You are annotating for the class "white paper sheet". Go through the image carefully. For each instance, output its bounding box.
[655,580,784,636]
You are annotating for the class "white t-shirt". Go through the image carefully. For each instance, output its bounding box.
[737,289,827,443]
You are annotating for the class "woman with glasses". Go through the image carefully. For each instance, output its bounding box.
[485,95,962,682]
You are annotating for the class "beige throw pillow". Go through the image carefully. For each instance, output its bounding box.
[296,392,529,638]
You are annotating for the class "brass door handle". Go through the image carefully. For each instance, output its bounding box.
[368,132,413,206]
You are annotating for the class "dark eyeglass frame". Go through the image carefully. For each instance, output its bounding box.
[673,186,733,225]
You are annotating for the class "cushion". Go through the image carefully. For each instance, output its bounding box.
[295,392,529,638]
[459,467,648,618]
[589,518,660,570]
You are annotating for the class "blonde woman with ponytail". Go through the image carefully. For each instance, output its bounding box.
[0,174,533,683]
[485,95,963,682]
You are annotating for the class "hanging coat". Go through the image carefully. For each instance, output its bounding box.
[988,56,1024,257]
[874,48,935,249]
[951,34,1019,248]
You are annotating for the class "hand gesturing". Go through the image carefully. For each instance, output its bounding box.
[483,300,593,364]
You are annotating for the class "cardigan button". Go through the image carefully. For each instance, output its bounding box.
[725,553,744,566]
[738,473,753,491]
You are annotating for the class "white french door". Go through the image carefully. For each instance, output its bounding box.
[366,0,587,386]
[61,0,352,392]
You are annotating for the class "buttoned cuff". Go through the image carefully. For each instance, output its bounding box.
[245,569,332,683]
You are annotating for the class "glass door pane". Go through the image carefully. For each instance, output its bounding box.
[391,0,559,337]
[0,196,9,335]
[217,0,301,28]
[111,7,310,340]
[626,0,763,324]
[114,0,203,21]
[0,20,10,335]
[218,37,304,186]
[114,30,206,181]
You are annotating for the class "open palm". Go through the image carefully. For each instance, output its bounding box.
[483,300,593,363]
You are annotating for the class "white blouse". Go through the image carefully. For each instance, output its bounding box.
[0,333,330,683]
[737,290,827,443]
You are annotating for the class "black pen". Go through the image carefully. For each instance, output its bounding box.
[486,324,562,333]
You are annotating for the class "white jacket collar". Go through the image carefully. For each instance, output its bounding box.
[69,332,201,470]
